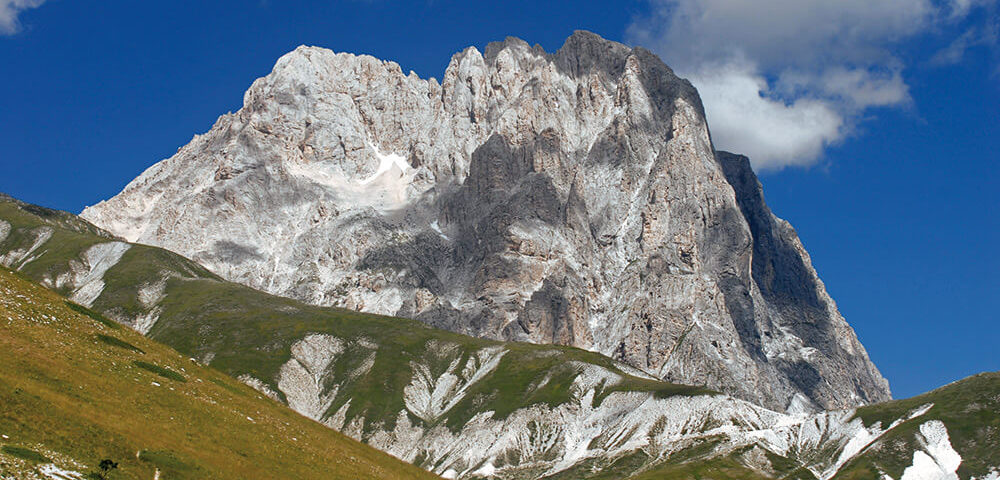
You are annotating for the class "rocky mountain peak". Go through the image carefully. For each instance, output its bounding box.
[81,30,889,412]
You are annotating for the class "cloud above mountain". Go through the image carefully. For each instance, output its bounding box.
[0,0,45,35]
[628,0,995,169]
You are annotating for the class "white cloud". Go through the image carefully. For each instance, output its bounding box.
[630,0,934,71]
[929,20,998,65]
[689,62,843,169]
[947,0,995,18]
[778,66,911,110]
[930,29,980,65]
[627,0,995,169]
[0,0,45,35]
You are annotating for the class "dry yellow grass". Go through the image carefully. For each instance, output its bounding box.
[0,267,438,480]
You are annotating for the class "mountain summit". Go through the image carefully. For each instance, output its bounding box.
[81,31,889,412]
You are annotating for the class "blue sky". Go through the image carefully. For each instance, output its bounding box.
[1,0,997,399]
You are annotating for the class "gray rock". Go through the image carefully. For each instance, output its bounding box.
[81,31,889,411]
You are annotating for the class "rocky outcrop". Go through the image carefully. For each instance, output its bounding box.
[80,31,889,411]
[236,333,919,480]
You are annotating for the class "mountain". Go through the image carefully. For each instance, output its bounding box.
[78,31,888,413]
[0,266,438,480]
[3,195,998,479]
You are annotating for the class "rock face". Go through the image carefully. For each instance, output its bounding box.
[81,31,889,411]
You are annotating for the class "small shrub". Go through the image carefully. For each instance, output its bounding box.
[20,204,59,219]
[1,445,50,463]
[96,334,145,354]
[133,361,186,382]
[93,458,118,479]
[64,301,119,329]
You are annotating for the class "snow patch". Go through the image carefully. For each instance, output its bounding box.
[899,420,962,480]
[814,403,934,480]
[361,141,410,185]
[471,461,496,477]
[973,468,1000,480]
[430,220,449,240]
[283,141,413,212]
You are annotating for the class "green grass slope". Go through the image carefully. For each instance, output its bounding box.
[148,276,709,434]
[834,372,1000,479]
[0,266,439,480]
[0,196,117,295]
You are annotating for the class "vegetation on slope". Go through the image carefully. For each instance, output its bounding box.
[834,372,1000,479]
[148,274,711,433]
[0,197,113,296]
[0,266,439,480]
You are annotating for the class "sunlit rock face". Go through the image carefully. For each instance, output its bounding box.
[81,31,889,412]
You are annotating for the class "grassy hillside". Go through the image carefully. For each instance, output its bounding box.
[148,276,709,434]
[0,197,117,295]
[0,266,439,480]
[834,372,1000,479]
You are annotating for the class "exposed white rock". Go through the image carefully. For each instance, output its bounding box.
[65,242,131,307]
[404,343,506,423]
[275,334,378,421]
[277,334,345,420]
[235,332,915,480]
[0,226,52,269]
[238,374,283,402]
[897,420,962,480]
[132,306,164,335]
[129,273,171,334]
[37,464,85,480]
[137,275,169,308]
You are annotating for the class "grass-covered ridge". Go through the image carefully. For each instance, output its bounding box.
[834,371,1000,479]
[0,266,439,480]
[148,275,711,434]
[0,198,113,296]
